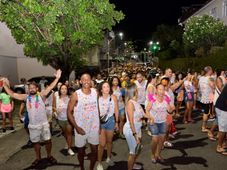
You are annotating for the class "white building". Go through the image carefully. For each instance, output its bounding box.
[180,0,227,24]
[0,21,101,85]
[0,22,55,85]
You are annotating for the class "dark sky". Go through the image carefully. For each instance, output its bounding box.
[110,0,207,43]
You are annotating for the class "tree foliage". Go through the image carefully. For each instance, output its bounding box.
[152,24,184,59]
[0,0,124,77]
[183,15,227,54]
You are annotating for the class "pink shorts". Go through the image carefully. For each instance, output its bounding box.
[0,104,12,113]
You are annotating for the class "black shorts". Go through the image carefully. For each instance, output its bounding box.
[200,103,212,114]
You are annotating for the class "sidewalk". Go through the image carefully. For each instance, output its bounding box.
[0,103,24,138]
[0,103,26,164]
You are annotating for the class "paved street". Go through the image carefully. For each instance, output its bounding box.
[1,111,227,170]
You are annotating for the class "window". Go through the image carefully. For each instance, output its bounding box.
[210,7,217,18]
[223,0,227,16]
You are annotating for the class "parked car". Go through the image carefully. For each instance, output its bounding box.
[13,76,55,93]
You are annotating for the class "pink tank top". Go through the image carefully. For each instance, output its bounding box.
[74,88,99,133]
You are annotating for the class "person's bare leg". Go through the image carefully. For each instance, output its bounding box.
[188,102,193,121]
[1,112,6,130]
[128,154,136,170]
[98,130,106,163]
[33,143,41,160]
[90,144,98,170]
[202,114,208,130]
[8,112,13,127]
[77,147,85,170]
[156,135,165,158]
[106,130,114,159]
[119,116,125,135]
[66,124,73,148]
[45,140,52,158]
[151,136,158,159]
[217,132,226,151]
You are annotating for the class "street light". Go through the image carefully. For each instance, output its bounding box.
[119,32,123,40]
[149,41,153,45]
[107,31,115,74]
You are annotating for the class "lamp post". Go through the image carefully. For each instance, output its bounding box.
[107,31,115,74]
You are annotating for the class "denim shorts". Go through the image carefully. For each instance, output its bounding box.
[100,115,115,131]
[119,108,125,117]
[149,122,167,136]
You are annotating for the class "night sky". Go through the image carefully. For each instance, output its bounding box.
[110,0,207,44]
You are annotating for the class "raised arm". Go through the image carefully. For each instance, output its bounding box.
[40,70,62,97]
[2,78,27,101]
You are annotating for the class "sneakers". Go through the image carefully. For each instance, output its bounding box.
[96,163,104,170]
[164,141,173,148]
[133,163,142,169]
[68,148,75,156]
[106,157,115,166]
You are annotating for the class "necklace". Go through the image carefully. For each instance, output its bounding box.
[28,92,39,109]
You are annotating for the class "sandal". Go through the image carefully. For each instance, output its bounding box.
[31,159,40,167]
[157,157,165,163]
[151,158,157,164]
[201,128,209,133]
[47,156,57,164]
[216,149,227,156]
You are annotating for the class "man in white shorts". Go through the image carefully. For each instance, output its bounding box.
[67,73,99,170]
[2,69,61,167]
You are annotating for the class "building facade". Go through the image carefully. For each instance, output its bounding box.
[180,0,227,25]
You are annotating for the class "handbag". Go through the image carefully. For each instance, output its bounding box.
[99,97,112,124]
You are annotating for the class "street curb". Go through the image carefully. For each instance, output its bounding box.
[0,128,27,164]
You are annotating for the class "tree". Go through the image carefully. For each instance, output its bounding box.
[152,24,184,58]
[0,0,124,78]
[183,15,227,56]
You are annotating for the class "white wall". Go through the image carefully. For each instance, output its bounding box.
[0,55,18,85]
[0,22,55,84]
[0,22,25,58]
[16,57,55,81]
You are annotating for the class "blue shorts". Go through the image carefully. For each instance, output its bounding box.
[149,122,166,136]
[101,116,115,131]
[119,108,125,117]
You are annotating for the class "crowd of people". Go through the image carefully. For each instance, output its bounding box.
[0,63,227,170]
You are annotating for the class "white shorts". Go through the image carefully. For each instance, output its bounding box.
[123,122,142,155]
[216,108,227,132]
[28,123,51,143]
[74,129,99,148]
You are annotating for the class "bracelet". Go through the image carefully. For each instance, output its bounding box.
[133,132,137,136]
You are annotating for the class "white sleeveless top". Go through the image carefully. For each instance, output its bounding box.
[99,95,115,118]
[135,80,148,105]
[113,87,125,110]
[57,96,70,121]
[44,92,53,116]
[150,97,169,123]
[199,76,213,104]
[26,94,48,127]
[125,99,144,126]
[74,88,99,133]
[184,80,194,93]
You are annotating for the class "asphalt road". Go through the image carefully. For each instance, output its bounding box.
[1,112,227,170]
